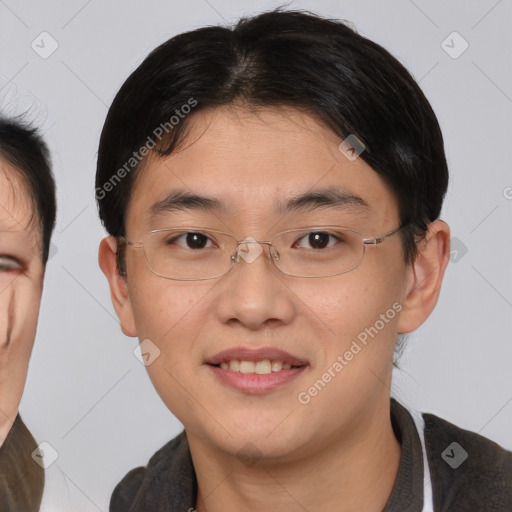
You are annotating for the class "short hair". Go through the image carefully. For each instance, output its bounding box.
[0,116,57,264]
[96,9,449,265]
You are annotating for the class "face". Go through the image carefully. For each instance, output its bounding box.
[105,105,423,463]
[0,162,44,428]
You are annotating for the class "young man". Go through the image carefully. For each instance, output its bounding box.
[97,10,512,511]
[0,116,57,511]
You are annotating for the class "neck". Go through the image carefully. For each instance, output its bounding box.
[190,396,401,512]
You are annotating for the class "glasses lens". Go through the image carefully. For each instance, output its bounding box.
[272,227,364,277]
[140,226,364,280]
[144,229,235,280]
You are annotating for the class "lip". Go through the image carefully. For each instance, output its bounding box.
[208,365,306,394]
[205,347,307,367]
[205,346,308,395]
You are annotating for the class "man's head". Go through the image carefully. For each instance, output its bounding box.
[96,10,448,264]
[0,115,56,437]
[97,10,450,465]
[0,117,56,265]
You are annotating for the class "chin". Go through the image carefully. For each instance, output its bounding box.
[188,409,313,462]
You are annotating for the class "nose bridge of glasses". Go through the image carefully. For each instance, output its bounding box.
[233,238,276,266]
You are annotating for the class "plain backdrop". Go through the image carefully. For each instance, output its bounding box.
[1,0,511,509]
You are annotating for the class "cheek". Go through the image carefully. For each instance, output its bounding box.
[126,250,209,331]
[130,279,216,350]
[138,287,216,424]
[292,281,402,432]
[0,277,42,370]
[289,274,399,343]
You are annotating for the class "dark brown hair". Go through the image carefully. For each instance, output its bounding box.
[96,9,448,265]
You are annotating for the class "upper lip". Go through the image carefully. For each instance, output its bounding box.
[206,347,308,367]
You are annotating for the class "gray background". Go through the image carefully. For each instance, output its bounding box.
[1,0,511,509]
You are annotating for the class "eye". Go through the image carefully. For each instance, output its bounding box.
[292,231,342,250]
[0,255,22,271]
[166,232,216,250]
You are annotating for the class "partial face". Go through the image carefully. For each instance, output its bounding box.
[0,162,44,425]
[119,106,413,462]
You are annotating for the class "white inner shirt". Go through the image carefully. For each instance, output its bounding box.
[411,408,435,512]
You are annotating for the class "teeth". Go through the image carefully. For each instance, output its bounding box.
[240,361,255,374]
[271,360,283,372]
[218,359,295,373]
[255,360,272,374]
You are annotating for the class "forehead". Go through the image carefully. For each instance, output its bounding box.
[0,160,37,233]
[126,106,398,232]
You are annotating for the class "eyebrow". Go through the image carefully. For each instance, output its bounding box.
[150,190,226,217]
[149,187,369,218]
[279,187,369,214]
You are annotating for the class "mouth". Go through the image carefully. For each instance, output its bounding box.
[205,347,308,394]
[209,359,302,374]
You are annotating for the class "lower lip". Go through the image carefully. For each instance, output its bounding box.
[208,365,306,394]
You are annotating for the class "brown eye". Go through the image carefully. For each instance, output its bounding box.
[307,232,330,249]
[166,232,215,250]
[293,231,340,250]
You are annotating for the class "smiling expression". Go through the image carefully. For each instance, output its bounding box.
[108,105,417,461]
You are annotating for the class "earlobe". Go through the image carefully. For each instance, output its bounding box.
[397,220,450,334]
[98,236,137,337]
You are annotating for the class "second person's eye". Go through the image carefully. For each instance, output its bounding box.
[0,255,22,271]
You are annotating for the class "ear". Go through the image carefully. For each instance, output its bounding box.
[397,220,450,333]
[98,236,137,337]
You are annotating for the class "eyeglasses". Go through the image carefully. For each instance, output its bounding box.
[118,225,404,280]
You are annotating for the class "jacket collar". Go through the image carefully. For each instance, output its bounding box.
[154,398,425,511]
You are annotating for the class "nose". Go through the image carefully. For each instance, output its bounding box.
[214,240,295,330]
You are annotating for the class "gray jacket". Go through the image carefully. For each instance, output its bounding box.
[0,415,44,512]
[110,399,512,511]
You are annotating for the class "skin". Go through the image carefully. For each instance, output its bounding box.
[100,105,450,511]
[0,162,45,447]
